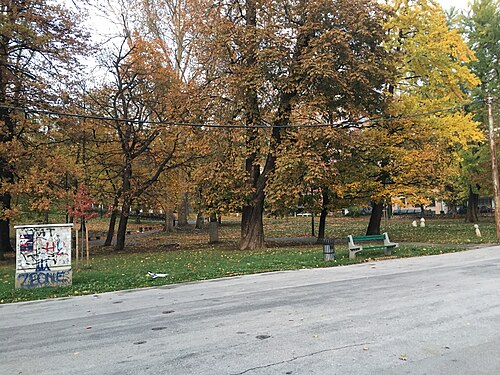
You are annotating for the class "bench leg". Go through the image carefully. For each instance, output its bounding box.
[349,249,358,259]
[384,247,392,256]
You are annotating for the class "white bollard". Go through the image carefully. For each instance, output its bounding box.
[474,224,482,238]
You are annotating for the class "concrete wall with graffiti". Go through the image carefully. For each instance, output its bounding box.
[15,224,73,289]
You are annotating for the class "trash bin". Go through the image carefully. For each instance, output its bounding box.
[322,238,335,261]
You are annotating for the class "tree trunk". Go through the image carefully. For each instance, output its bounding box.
[209,212,218,243]
[366,202,384,235]
[465,185,479,223]
[80,218,86,258]
[164,209,174,232]
[238,0,305,250]
[311,214,315,237]
[238,0,265,251]
[177,192,189,226]
[450,205,458,218]
[115,200,130,251]
[317,189,330,242]
[104,196,120,246]
[239,110,287,250]
[0,33,14,260]
[240,190,265,250]
[135,208,141,224]
[0,220,10,260]
[115,157,132,251]
[0,190,13,260]
[104,209,117,246]
[0,109,15,259]
[195,211,204,229]
[104,197,119,246]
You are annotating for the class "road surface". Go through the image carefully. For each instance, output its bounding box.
[1,246,499,374]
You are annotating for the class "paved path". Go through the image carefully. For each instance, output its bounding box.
[1,246,500,374]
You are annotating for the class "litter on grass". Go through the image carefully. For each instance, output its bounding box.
[148,271,168,279]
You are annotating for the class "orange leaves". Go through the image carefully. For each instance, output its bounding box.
[0,123,77,219]
[127,33,177,88]
[67,182,97,221]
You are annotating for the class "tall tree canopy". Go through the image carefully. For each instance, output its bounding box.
[195,0,394,249]
[87,35,207,250]
[129,0,200,81]
[463,0,500,98]
[361,0,482,234]
[459,0,500,222]
[0,0,89,259]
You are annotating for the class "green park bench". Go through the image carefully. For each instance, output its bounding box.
[348,232,398,259]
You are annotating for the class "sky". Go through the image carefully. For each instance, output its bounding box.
[437,0,471,10]
[70,0,475,48]
[75,0,474,37]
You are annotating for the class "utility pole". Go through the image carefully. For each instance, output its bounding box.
[487,97,500,242]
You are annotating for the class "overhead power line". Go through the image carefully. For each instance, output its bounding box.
[0,99,487,130]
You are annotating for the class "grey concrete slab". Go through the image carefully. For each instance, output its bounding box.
[1,246,499,374]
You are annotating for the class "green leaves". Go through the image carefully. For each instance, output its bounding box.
[462,0,500,97]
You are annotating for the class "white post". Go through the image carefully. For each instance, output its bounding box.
[75,226,79,264]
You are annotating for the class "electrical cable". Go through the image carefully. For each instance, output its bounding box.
[0,99,487,130]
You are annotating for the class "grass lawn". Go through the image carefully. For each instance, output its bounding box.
[264,215,496,244]
[0,215,494,304]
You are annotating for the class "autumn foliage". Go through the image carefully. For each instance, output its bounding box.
[0,0,494,255]
[67,183,97,222]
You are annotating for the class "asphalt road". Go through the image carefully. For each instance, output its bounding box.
[1,246,500,375]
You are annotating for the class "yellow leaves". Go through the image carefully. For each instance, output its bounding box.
[386,0,480,99]
[388,95,483,152]
[0,207,19,220]
[435,111,484,148]
[30,197,51,213]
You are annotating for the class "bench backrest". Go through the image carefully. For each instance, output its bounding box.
[351,234,385,242]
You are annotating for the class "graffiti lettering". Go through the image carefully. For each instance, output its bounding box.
[15,225,73,289]
[16,227,70,271]
[17,270,71,289]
